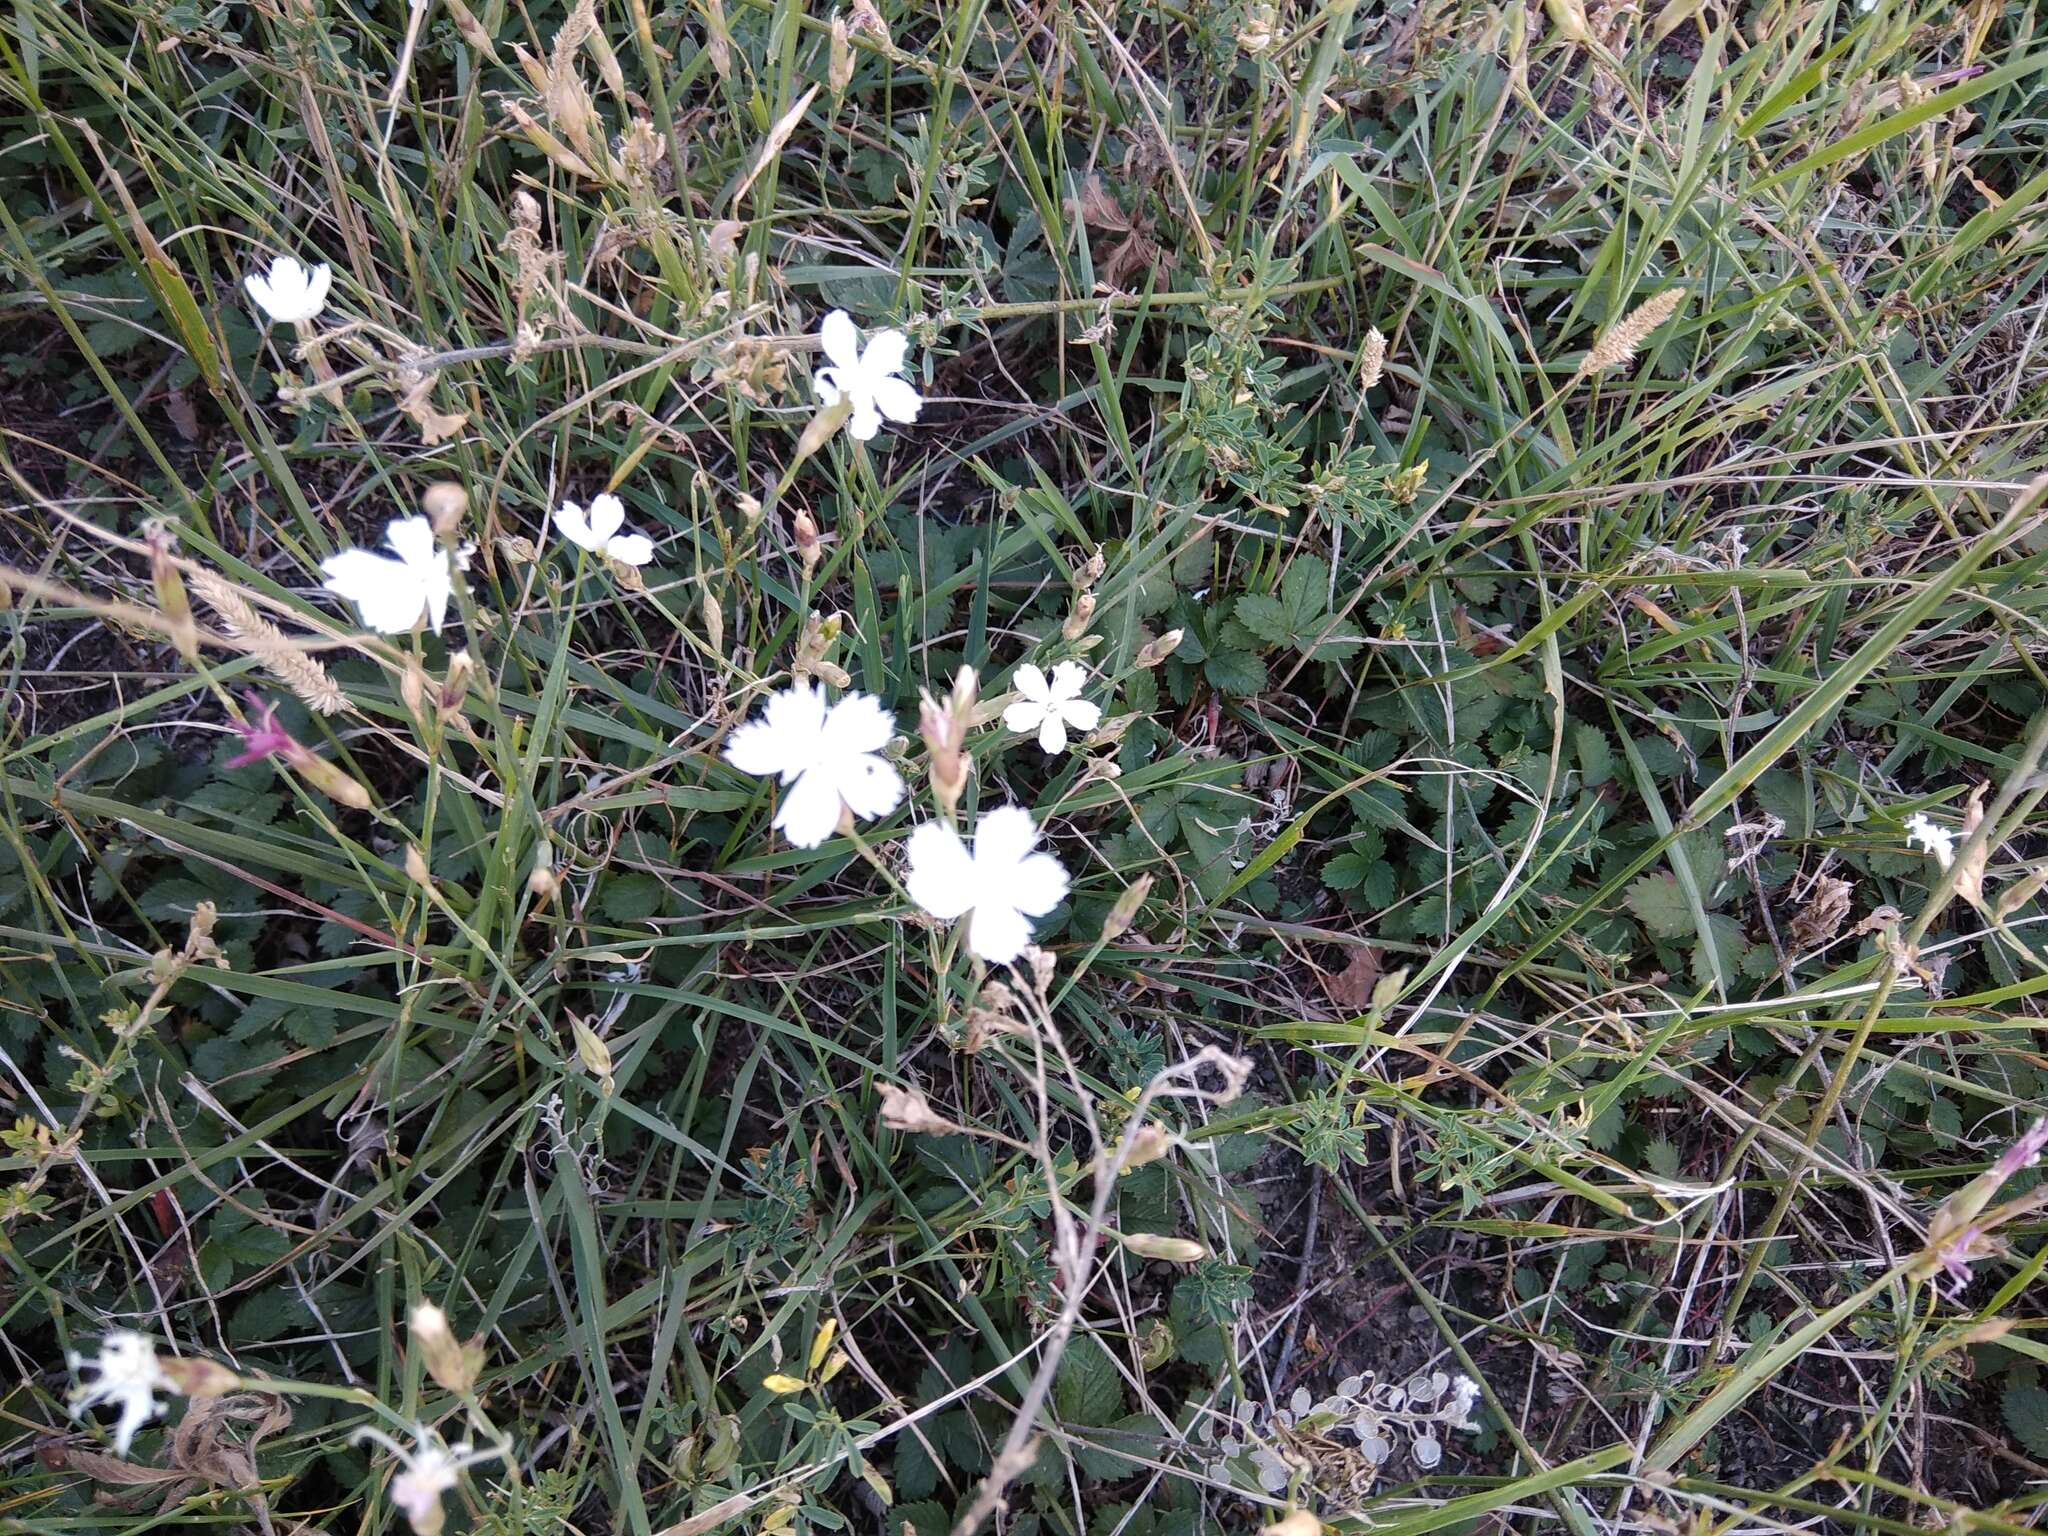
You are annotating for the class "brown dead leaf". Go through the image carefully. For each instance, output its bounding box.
[1319,944,1383,1013]
[1788,873,1853,951]
[398,375,470,445]
[1071,175,1166,292]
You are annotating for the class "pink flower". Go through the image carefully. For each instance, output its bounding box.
[1929,1224,1999,1296]
[227,693,299,769]
[1993,1119,2048,1181]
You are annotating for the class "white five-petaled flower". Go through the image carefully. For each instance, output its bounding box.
[1905,812,1955,869]
[67,1330,178,1457]
[553,492,654,567]
[905,804,1070,963]
[244,254,333,325]
[354,1425,508,1536]
[1001,661,1102,756]
[320,515,472,635]
[724,683,905,848]
[813,309,921,442]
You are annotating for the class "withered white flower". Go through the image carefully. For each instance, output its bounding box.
[354,1425,508,1536]
[724,683,905,848]
[813,309,921,441]
[67,1330,178,1456]
[320,516,471,635]
[905,804,1069,963]
[553,492,654,567]
[1001,661,1101,756]
[244,254,333,324]
[1905,811,1955,869]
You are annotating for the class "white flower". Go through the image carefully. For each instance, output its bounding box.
[67,1330,177,1456]
[320,515,471,635]
[1905,812,1955,869]
[813,309,922,441]
[244,254,333,324]
[905,805,1070,963]
[553,492,654,567]
[724,683,905,848]
[1443,1373,1481,1432]
[1001,661,1102,756]
[354,1425,507,1536]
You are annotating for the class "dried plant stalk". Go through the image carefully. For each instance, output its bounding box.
[188,569,348,716]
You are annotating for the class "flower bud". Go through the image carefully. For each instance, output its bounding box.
[404,844,434,889]
[1119,1232,1207,1263]
[762,1373,808,1395]
[1262,1512,1320,1536]
[1062,589,1096,642]
[145,523,198,663]
[422,481,468,539]
[1134,628,1183,668]
[439,650,475,717]
[818,1348,850,1384]
[795,397,853,463]
[288,749,375,811]
[571,1015,615,1095]
[792,510,823,580]
[808,1318,838,1372]
[703,591,725,656]
[409,1302,479,1395]
[1120,1121,1173,1170]
[1101,874,1153,941]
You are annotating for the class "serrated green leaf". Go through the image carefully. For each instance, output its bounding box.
[1623,872,1694,939]
[1203,649,1266,697]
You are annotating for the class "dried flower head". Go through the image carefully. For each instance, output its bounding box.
[1579,289,1684,377]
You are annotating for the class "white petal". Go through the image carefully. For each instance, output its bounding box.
[1002,699,1048,735]
[834,755,905,823]
[420,561,457,633]
[774,767,845,848]
[725,685,828,779]
[303,262,333,318]
[821,691,895,756]
[1048,660,1088,701]
[1012,663,1051,703]
[846,403,883,441]
[1008,852,1070,918]
[606,534,654,566]
[966,901,1031,964]
[905,821,976,920]
[587,493,626,543]
[553,501,598,550]
[813,367,844,407]
[243,272,277,317]
[859,328,909,378]
[1062,698,1103,732]
[322,551,427,633]
[1037,710,1068,755]
[383,516,440,571]
[872,375,922,424]
[971,805,1043,876]
[820,309,862,370]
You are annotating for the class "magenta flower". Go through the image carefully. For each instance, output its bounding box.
[227,693,299,770]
